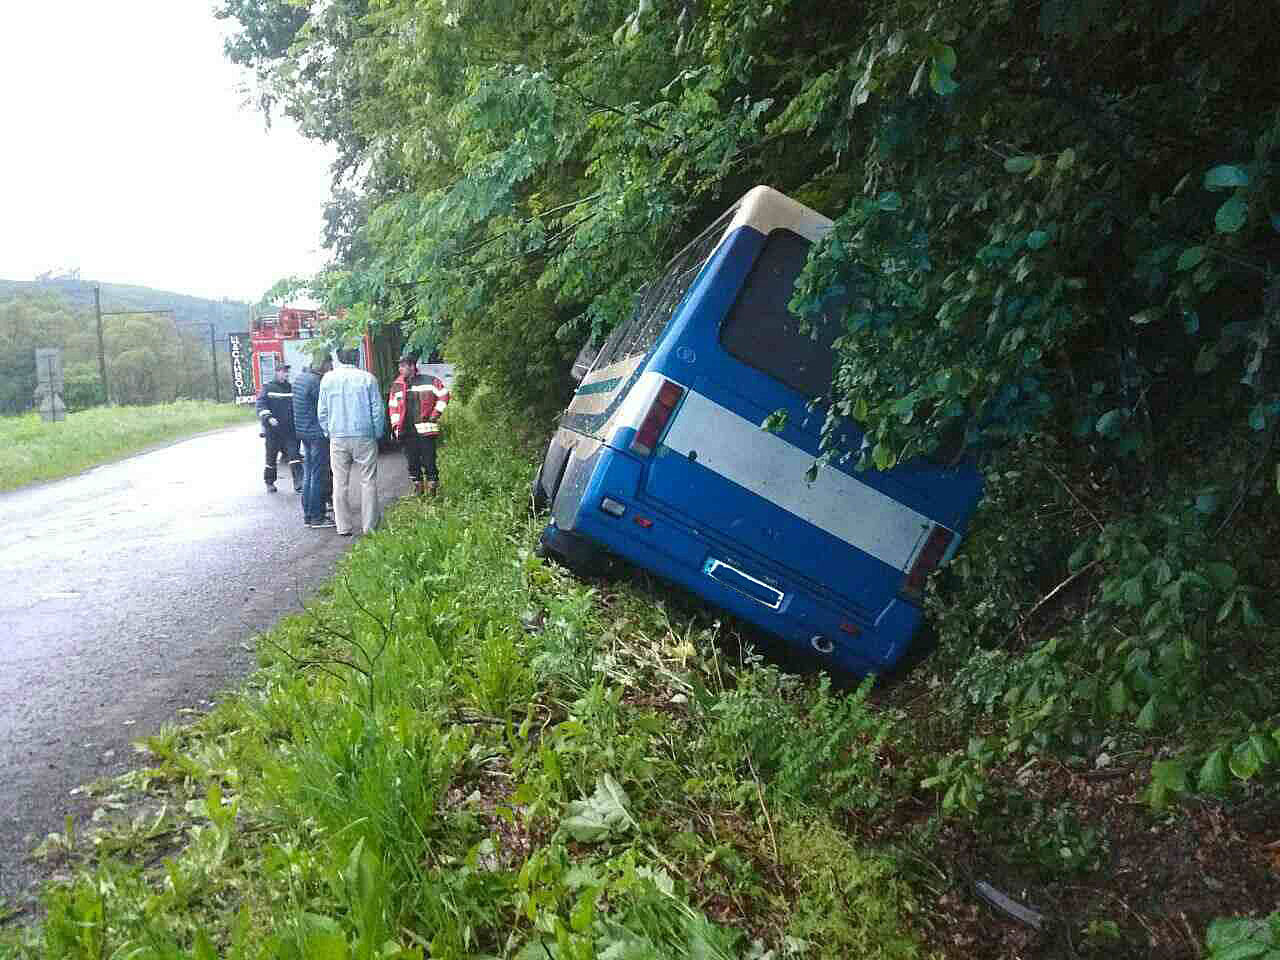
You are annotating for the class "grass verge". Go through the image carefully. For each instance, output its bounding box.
[6,393,1272,959]
[0,394,925,959]
[0,401,255,492]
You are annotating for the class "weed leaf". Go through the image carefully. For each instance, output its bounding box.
[561,773,635,843]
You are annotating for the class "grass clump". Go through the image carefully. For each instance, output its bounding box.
[775,821,925,960]
[0,401,254,491]
[0,393,921,959]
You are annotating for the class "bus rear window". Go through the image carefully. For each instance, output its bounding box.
[720,229,841,399]
[590,207,736,372]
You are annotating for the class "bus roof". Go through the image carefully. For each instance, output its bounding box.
[727,185,833,244]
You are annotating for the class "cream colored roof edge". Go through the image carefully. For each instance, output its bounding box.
[726,185,834,244]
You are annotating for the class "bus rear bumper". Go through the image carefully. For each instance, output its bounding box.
[545,489,921,678]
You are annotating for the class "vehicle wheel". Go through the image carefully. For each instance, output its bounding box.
[531,461,550,511]
[533,449,571,514]
[539,526,612,578]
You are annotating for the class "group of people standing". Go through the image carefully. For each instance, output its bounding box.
[254,349,450,537]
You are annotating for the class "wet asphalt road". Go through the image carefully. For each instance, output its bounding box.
[0,422,409,902]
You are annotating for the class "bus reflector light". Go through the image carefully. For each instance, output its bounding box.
[634,516,653,529]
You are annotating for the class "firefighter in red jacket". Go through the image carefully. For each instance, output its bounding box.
[388,352,450,496]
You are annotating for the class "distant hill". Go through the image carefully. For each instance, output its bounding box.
[0,275,252,338]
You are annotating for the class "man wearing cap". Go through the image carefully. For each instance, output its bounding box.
[387,352,450,496]
[255,362,302,494]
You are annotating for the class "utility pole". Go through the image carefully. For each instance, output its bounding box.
[209,324,220,403]
[175,318,226,403]
[94,285,108,404]
[208,303,222,404]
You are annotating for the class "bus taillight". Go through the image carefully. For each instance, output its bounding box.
[630,379,684,456]
[901,525,954,602]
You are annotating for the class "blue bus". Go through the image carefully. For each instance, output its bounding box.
[535,186,983,676]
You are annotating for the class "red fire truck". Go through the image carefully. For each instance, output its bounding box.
[231,306,385,403]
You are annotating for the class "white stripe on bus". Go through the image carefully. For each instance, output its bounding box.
[660,389,936,572]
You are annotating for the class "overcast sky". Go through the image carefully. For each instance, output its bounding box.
[0,2,335,302]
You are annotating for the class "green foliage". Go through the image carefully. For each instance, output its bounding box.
[920,736,995,815]
[922,435,1279,812]
[705,666,896,812]
[775,821,924,960]
[1204,913,1280,960]
[559,774,636,843]
[0,280,245,414]
[61,362,106,412]
[443,284,578,422]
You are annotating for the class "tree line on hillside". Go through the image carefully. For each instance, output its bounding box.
[0,276,252,341]
[219,0,1278,807]
[0,289,235,413]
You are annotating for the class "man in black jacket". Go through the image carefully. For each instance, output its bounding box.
[255,364,302,493]
[291,355,334,526]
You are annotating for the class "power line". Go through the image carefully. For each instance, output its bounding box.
[92,293,230,404]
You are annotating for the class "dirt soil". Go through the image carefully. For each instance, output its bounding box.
[905,755,1280,958]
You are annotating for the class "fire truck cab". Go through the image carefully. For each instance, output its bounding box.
[247,306,372,393]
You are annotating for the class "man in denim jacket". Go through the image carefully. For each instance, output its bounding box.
[317,349,387,536]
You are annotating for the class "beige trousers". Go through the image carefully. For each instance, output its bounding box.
[329,437,380,535]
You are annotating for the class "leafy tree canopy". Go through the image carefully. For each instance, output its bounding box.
[222,0,1280,802]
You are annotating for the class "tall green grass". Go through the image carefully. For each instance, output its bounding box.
[0,394,922,959]
[0,401,254,492]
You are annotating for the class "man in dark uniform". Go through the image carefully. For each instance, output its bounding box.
[255,363,303,493]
